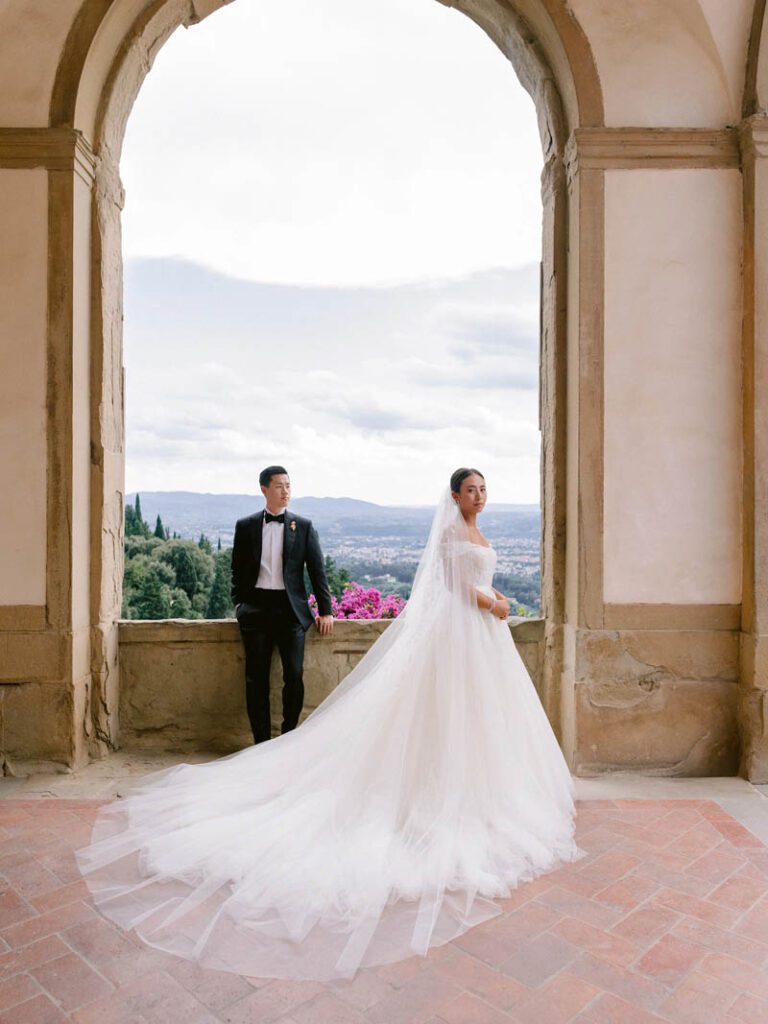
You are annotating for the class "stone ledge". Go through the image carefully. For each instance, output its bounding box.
[117,616,545,644]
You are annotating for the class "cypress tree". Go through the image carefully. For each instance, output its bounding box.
[154,513,165,539]
[134,494,150,537]
[134,569,171,619]
[206,556,231,618]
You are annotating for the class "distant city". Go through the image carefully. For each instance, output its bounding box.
[127,491,543,614]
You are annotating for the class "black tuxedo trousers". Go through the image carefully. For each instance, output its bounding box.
[231,511,333,744]
[236,590,305,744]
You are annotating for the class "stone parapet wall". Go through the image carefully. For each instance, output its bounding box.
[118,617,545,753]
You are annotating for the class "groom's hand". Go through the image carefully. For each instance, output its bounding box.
[316,614,334,637]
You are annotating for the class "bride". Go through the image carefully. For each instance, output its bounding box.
[76,468,582,980]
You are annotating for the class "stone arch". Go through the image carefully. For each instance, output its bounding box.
[747,0,768,114]
[39,0,604,760]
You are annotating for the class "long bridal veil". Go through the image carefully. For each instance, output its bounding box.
[76,488,581,980]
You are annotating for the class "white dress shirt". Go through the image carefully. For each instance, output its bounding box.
[256,509,286,590]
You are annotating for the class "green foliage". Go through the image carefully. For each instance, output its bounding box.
[122,504,225,620]
[130,562,174,619]
[303,556,351,602]
[157,540,215,601]
[324,556,350,599]
[490,573,540,617]
[125,497,150,538]
[206,551,233,618]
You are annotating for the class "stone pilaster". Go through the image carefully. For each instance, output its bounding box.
[0,127,97,773]
[740,115,768,782]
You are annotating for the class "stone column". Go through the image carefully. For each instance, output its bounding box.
[0,128,96,773]
[563,128,743,777]
[740,114,768,782]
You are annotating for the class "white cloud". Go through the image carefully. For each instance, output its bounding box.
[121,0,542,287]
[121,0,544,503]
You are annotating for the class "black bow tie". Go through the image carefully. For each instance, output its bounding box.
[264,512,285,524]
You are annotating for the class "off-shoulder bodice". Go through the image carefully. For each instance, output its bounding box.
[458,542,497,588]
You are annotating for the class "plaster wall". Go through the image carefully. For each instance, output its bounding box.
[568,0,753,128]
[0,169,48,606]
[0,0,80,127]
[603,168,742,606]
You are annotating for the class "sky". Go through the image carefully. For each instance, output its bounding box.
[121,0,544,505]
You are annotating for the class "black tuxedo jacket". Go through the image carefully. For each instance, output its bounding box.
[230,511,333,631]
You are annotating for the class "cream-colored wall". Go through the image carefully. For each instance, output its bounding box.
[0,169,48,606]
[0,0,80,127]
[569,0,753,128]
[603,168,742,605]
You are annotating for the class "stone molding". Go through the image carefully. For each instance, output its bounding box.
[603,603,741,631]
[741,115,768,160]
[0,606,47,631]
[0,128,96,186]
[566,128,741,181]
[117,616,546,644]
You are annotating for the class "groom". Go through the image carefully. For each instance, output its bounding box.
[231,466,334,743]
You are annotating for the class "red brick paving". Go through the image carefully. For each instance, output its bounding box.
[0,799,767,1023]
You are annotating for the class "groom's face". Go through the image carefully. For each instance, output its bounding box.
[262,474,291,511]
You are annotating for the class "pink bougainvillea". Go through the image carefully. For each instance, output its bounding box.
[309,583,406,620]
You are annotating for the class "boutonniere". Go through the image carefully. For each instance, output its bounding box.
[290,520,296,532]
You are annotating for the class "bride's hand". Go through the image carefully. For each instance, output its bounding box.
[492,597,510,620]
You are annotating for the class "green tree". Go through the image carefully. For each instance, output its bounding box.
[325,556,350,599]
[125,502,149,538]
[206,551,233,618]
[125,494,150,538]
[157,539,214,601]
[198,532,213,555]
[168,587,194,618]
[132,563,173,619]
[154,513,165,539]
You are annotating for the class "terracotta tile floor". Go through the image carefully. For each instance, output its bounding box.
[1,797,768,1024]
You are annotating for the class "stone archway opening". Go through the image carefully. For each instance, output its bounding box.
[113,0,553,749]
[118,0,544,606]
[59,0,592,764]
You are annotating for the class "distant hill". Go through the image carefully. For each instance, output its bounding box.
[126,491,541,545]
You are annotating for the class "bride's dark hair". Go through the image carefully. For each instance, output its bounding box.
[450,467,485,494]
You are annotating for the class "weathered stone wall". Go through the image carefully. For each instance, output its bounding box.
[118,617,545,753]
[572,628,740,777]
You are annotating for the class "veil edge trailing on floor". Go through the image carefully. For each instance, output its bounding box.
[76,487,583,980]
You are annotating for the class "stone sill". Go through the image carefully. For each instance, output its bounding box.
[117,616,545,644]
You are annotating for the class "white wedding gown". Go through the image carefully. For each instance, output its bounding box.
[77,490,582,980]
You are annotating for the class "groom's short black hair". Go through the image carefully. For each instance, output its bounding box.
[259,465,288,488]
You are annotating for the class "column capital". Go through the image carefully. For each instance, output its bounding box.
[0,128,96,187]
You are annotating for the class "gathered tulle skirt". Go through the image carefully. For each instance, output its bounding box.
[76,609,582,980]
